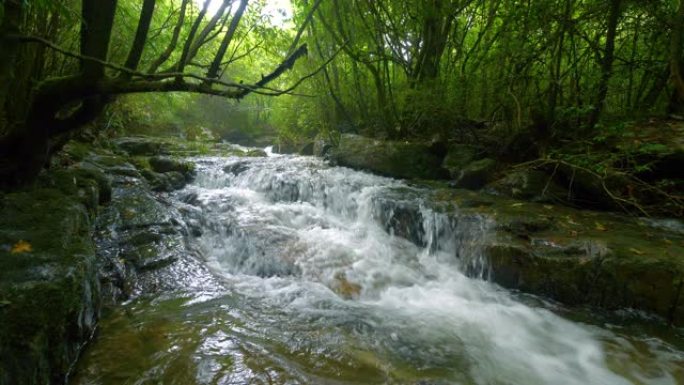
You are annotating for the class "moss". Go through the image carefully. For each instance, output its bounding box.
[426,185,684,324]
[0,186,100,384]
[244,149,267,157]
[61,141,95,162]
[329,134,449,180]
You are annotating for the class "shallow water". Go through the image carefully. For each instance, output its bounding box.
[73,153,684,385]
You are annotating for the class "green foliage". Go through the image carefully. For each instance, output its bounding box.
[3,0,679,153]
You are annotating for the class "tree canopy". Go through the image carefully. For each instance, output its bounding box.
[1,0,683,186]
[0,0,314,186]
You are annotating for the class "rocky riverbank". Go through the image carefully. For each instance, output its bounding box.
[1,134,682,384]
[0,137,263,385]
[290,132,684,324]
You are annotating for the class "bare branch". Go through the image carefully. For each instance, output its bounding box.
[148,0,190,73]
[11,34,314,99]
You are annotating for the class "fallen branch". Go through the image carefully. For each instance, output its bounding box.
[513,157,683,217]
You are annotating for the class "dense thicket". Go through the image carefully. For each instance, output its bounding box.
[279,0,683,141]
[0,0,310,187]
[1,0,683,189]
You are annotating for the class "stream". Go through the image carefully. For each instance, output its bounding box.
[73,151,684,385]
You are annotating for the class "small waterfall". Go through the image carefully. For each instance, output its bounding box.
[162,153,667,385]
[418,205,493,280]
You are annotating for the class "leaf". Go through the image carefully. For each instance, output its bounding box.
[0,299,11,307]
[10,240,32,254]
[511,203,524,208]
[629,248,644,255]
[594,222,607,231]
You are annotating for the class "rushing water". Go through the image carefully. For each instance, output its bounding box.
[74,152,684,385]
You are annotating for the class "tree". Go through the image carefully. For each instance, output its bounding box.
[279,0,675,144]
[0,0,312,188]
[669,0,684,115]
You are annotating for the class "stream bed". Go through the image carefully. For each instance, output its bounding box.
[73,152,684,385]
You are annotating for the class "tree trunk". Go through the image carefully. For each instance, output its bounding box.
[587,0,621,130]
[207,0,249,80]
[121,0,156,79]
[176,0,211,76]
[148,0,190,73]
[668,0,684,115]
[0,0,23,135]
[81,0,118,80]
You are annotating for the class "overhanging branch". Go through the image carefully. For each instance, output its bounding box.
[10,34,311,98]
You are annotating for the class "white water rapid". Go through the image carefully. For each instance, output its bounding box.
[162,152,681,385]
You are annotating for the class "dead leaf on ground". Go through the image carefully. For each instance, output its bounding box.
[10,240,32,254]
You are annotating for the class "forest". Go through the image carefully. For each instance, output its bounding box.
[1,0,683,213]
[1,1,684,384]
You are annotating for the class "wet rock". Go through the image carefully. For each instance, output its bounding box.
[149,156,194,176]
[332,272,362,299]
[427,186,684,324]
[555,164,629,210]
[95,179,187,287]
[223,161,250,175]
[485,238,684,325]
[486,169,567,203]
[243,149,267,157]
[105,184,174,230]
[113,137,164,156]
[38,165,113,213]
[442,144,478,178]
[313,138,333,157]
[299,142,315,156]
[118,224,182,271]
[140,169,189,192]
[0,188,100,385]
[373,195,426,246]
[178,191,200,206]
[85,154,141,179]
[453,158,496,189]
[0,139,200,384]
[154,171,188,192]
[328,134,449,180]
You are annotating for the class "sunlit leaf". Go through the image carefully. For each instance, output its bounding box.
[10,240,32,254]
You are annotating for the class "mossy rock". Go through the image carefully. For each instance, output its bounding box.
[113,137,165,156]
[453,158,496,189]
[0,188,100,384]
[148,156,194,175]
[442,144,478,178]
[243,149,268,157]
[328,134,449,180]
[427,186,684,324]
[486,169,567,203]
[141,169,188,192]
